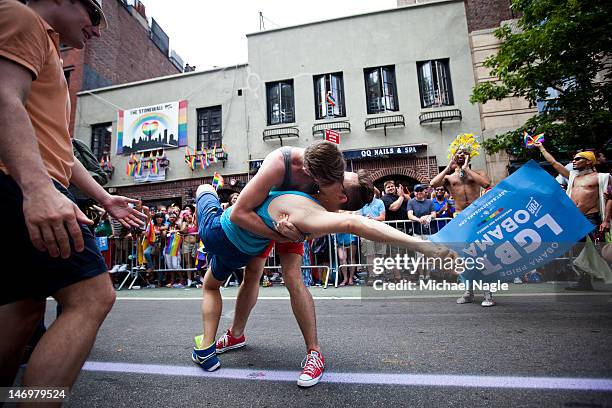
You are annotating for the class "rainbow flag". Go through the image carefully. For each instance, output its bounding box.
[127,154,134,176]
[131,155,138,176]
[199,151,206,170]
[146,220,156,244]
[184,147,191,164]
[152,157,159,174]
[165,232,182,256]
[105,154,113,170]
[326,92,336,107]
[212,172,224,190]
[190,148,197,170]
[195,240,207,270]
[524,131,545,148]
[212,145,219,163]
[178,100,188,146]
[203,148,210,167]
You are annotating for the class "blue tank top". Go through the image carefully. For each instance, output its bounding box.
[220,191,319,255]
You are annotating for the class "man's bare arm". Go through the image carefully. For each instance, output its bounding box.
[430,164,452,187]
[0,58,91,258]
[536,143,570,178]
[601,177,612,232]
[601,199,612,232]
[407,210,420,223]
[388,185,406,211]
[230,153,301,241]
[288,206,449,258]
[464,168,491,189]
[71,160,145,228]
[461,156,491,188]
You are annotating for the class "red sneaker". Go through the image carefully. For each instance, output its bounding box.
[297,349,325,387]
[215,329,246,354]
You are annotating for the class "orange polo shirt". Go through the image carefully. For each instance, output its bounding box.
[0,0,74,188]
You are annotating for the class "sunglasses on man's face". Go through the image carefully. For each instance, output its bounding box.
[80,1,101,26]
[572,157,586,162]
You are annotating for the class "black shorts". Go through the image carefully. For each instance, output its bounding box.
[0,172,108,305]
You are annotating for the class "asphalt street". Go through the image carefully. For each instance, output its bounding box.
[18,285,612,407]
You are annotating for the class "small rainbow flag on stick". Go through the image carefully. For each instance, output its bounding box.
[212,172,224,190]
[165,232,182,257]
[202,148,210,167]
[146,220,156,244]
[199,151,206,170]
[152,157,159,175]
[191,148,198,170]
[212,145,219,163]
[524,131,545,148]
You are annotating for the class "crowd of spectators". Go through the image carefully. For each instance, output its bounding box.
[95,182,459,289]
[96,202,201,288]
[319,180,458,285]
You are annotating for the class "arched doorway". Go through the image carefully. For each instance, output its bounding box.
[369,167,429,195]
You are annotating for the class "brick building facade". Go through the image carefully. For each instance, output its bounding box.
[463,0,514,32]
[397,0,530,183]
[61,0,182,135]
[397,0,514,31]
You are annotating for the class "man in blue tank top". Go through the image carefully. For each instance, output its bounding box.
[191,176,456,387]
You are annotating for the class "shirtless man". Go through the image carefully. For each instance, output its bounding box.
[537,145,610,290]
[192,178,454,386]
[430,148,493,306]
[430,149,491,213]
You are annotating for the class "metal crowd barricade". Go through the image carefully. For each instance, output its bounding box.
[105,235,138,290]
[107,232,201,290]
[225,240,331,288]
[325,218,454,288]
[104,216,585,291]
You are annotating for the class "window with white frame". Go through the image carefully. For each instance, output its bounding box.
[364,66,399,114]
[417,59,454,108]
[314,72,346,119]
[266,80,295,125]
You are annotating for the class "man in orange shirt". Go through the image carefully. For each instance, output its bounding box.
[0,0,145,390]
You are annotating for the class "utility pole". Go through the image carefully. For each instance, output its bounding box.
[259,11,265,31]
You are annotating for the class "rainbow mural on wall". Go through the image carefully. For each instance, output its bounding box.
[117,100,187,154]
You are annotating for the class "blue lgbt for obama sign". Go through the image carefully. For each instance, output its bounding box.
[430,160,594,283]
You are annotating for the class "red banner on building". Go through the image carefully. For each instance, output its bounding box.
[325,129,340,144]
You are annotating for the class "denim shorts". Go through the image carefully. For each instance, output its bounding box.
[0,172,108,305]
[196,191,253,281]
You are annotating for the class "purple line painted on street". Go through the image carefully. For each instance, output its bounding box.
[82,362,612,391]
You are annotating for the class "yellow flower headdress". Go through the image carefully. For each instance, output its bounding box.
[448,133,481,159]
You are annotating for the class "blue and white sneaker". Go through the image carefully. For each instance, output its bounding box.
[192,335,221,371]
